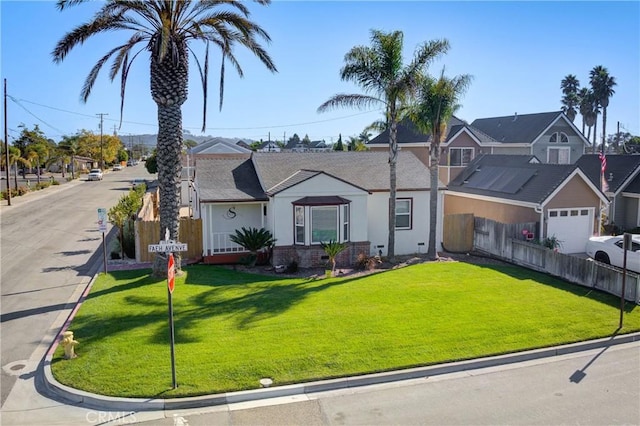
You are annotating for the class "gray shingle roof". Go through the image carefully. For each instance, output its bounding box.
[576,154,640,194]
[252,151,434,193]
[368,116,496,146]
[196,157,267,202]
[448,154,576,204]
[470,111,562,144]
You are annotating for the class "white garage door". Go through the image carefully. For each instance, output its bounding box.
[546,208,593,253]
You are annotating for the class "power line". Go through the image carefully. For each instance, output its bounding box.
[8,94,382,133]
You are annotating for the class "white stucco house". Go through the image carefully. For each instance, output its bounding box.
[191,151,443,267]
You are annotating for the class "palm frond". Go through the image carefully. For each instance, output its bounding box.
[317,94,383,114]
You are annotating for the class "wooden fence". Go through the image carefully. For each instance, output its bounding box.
[135,217,203,262]
[134,190,203,262]
[443,213,474,252]
[470,216,639,303]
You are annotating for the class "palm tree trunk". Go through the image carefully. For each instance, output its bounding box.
[387,107,398,261]
[593,117,598,154]
[427,130,440,260]
[152,103,183,276]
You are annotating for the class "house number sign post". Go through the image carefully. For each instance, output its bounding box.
[148,230,188,389]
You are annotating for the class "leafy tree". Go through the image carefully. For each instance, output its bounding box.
[334,134,344,151]
[145,151,158,174]
[318,29,449,260]
[590,65,616,154]
[560,74,580,122]
[58,135,80,179]
[108,189,144,259]
[14,124,49,176]
[117,147,129,163]
[410,68,471,260]
[302,134,312,145]
[53,0,277,277]
[287,133,301,145]
[249,141,262,151]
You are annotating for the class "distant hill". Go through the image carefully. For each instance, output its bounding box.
[121,133,254,148]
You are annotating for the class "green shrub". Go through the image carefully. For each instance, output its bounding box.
[230,227,276,253]
[51,179,60,185]
[35,182,51,190]
[355,253,380,271]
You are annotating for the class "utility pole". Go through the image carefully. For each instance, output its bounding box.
[4,79,11,206]
[96,113,108,169]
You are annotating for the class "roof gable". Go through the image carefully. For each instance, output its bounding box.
[576,154,640,194]
[191,138,252,155]
[470,111,562,144]
[195,157,266,202]
[368,116,469,145]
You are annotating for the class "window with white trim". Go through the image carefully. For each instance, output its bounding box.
[450,147,474,166]
[395,198,412,230]
[293,197,350,245]
[548,147,570,164]
[549,132,569,143]
[295,205,305,244]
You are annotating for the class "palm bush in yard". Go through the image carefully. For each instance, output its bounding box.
[230,227,276,266]
[321,240,348,276]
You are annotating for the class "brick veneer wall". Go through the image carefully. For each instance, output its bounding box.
[272,241,371,268]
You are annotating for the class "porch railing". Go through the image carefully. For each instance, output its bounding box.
[211,232,244,253]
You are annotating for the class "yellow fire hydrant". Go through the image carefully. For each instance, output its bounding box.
[61,331,78,359]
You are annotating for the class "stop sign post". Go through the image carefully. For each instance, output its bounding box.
[148,232,187,390]
[168,253,175,293]
[167,253,177,389]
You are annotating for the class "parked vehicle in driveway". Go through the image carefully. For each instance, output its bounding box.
[586,234,640,272]
[87,168,103,181]
[113,164,123,171]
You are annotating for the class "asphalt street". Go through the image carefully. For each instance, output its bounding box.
[0,164,153,407]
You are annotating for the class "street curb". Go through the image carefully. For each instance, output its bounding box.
[41,329,640,412]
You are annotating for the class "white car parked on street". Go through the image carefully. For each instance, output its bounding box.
[87,168,103,181]
[585,234,640,273]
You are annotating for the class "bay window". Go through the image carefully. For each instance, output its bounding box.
[293,196,350,245]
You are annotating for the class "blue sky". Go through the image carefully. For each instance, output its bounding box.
[1,1,638,144]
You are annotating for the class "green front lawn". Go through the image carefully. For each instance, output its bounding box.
[51,262,640,398]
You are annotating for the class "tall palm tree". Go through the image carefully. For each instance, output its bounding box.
[590,65,616,154]
[409,68,471,260]
[577,87,591,136]
[560,74,580,122]
[318,29,449,260]
[53,0,277,276]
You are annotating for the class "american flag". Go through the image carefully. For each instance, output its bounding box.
[599,152,608,192]
[599,152,607,174]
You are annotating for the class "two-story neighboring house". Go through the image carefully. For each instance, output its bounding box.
[367,111,591,184]
[470,111,590,165]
